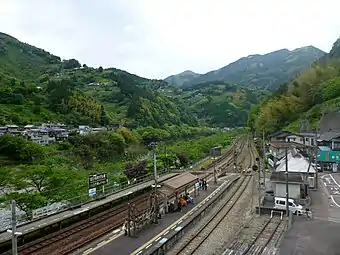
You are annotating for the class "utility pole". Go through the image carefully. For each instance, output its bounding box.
[285,148,289,217]
[213,149,217,184]
[262,130,266,188]
[256,157,261,216]
[164,145,167,173]
[7,200,20,255]
[153,150,159,224]
[234,150,237,173]
[11,200,17,255]
[314,129,318,189]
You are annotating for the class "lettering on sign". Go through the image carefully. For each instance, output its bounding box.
[88,173,108,188]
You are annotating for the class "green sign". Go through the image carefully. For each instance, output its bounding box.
[317,151,340,162]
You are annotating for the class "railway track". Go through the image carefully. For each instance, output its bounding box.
[5,194,152,255]
[170,138,257,255]
[223,215,285,255]
[4,137,248,255]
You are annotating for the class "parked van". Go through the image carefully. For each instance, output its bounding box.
[274,197,303,215]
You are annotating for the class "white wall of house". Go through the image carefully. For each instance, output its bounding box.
[274,183,301,199]
[285,135,316,147]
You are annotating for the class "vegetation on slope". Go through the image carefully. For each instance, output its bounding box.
[0,32,197,127]
[0,126,244,216]
[169,46,325,91]
[174,81,267,127]
[164,70,201,86]
[249,36,340,134]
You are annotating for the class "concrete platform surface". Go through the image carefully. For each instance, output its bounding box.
[0,173,178,243]
[75,174,239,255]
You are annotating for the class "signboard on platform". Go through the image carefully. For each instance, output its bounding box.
[88,188,97,197]
[88,173,108,188]
[211,146,222,157]
[317,151,340,163]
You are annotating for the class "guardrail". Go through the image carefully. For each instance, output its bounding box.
[146,176,241,255]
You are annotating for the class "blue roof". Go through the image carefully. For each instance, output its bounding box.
[319,146,332,151]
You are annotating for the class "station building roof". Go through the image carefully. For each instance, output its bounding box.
[275,151,316,174]
[163,172,198,191]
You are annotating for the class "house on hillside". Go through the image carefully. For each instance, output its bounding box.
[285,132,318,147]
[79,125,90,136]
[268,130,292,143]
[24,129,56,145]
[318,131,340,150]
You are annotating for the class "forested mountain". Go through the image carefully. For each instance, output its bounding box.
[0,32,197,127]
[167,46,325,91]
[175,81,267,127]
[0,32,264,128]
[164,70,201,86]
[249,36,340,134]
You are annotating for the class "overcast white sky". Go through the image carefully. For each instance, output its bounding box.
[1,0,339,79]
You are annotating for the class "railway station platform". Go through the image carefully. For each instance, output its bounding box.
[0,172,179,243]
[77,174,240,255]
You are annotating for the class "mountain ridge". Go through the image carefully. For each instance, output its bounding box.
[164,70,201,87]
[166,46,325,90]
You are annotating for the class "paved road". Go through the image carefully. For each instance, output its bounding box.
[279,217,340,255]
[319,173,340,222]
[279,172,340,254]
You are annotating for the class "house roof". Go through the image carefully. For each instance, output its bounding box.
[270,171,303,184]
[320,112,340,133]
[299,132,318,137]
[269,130,292,138]
[275,151,316,173]
[269,142,305,149]
[319,131,340,141]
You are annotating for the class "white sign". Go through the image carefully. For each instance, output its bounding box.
[89,188,96,197]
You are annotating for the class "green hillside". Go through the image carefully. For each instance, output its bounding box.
[0,32,264,128]
[0,32,197,127]
[250,36,340,134]
[174,81,267,127]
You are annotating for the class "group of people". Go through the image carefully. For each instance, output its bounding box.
[177,193,194,212]
[197,179,208,191]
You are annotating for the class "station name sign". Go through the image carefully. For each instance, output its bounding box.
[89,173,108,188]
